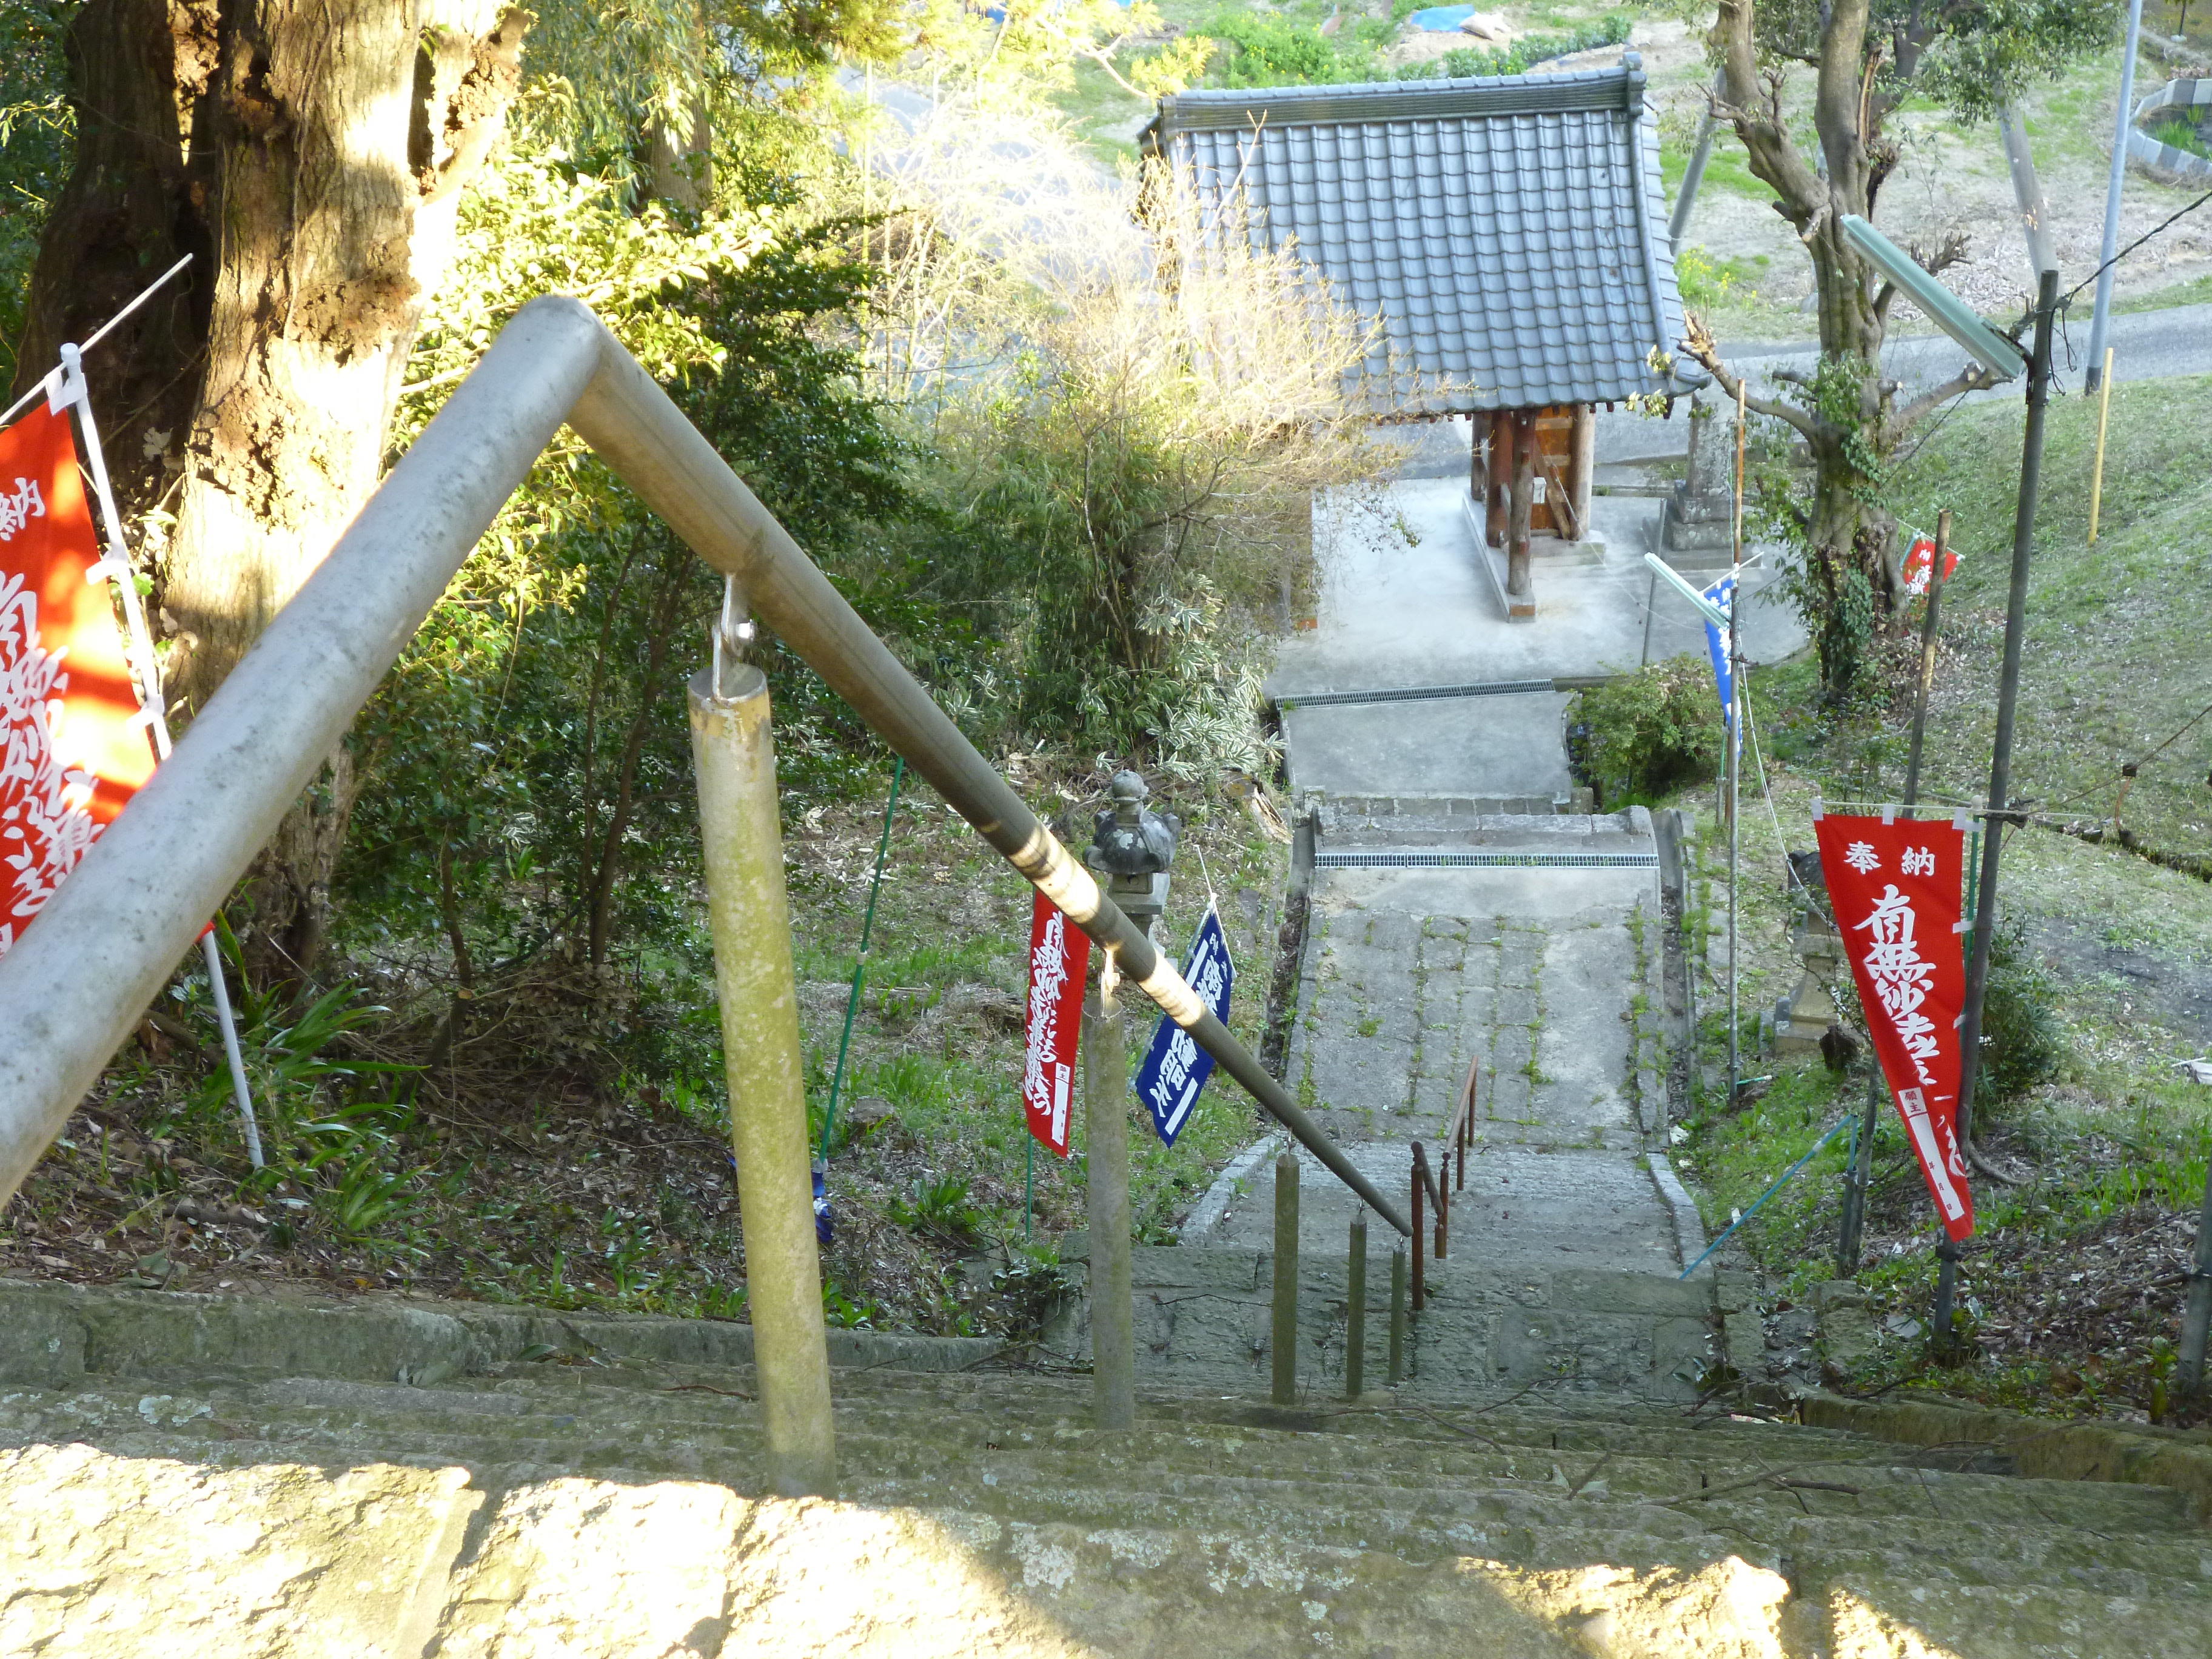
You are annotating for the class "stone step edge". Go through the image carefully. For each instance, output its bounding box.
[0,1276,1001,1392]
[1801,1389,2212,1533]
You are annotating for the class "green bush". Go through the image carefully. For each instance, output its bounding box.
[2149,112,2212,161]
[1977,918,2065,1105]
[1567,655,1725,807]
[1207,11,1372,87]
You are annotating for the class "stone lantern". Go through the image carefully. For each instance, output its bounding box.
[1085,770,1179,942]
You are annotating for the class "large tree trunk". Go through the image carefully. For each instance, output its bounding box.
[1704,0,1902,697]
[13,0,527,985]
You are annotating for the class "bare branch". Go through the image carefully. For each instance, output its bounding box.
[1680,312,1820,440]
[1885,362,2006,444]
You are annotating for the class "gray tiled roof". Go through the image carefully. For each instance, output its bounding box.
[1149,61,1695,417]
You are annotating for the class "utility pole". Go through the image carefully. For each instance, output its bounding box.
[2088,0,2148,394]
[1667,71,1728,246]
[1939,270,2059,1355]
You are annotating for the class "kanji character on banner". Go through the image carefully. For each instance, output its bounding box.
[0,403,156,955]
[1815,810,1974,1241]
[1134,905,1235,1147]
[1900,537,1960,597]
[1022,889,1090,1157]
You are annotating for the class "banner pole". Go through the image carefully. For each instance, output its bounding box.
[1957,269,2060,1155]
[0,254,192,431]
[56,343,263,1168]
[1726,381,1745,1104]
[1843,509,1953,1273]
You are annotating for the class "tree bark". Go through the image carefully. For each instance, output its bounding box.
[16,0,528,986]
[1705,0,1903,695]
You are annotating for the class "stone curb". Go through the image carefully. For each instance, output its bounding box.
[1801,1389,2212,1527]
[0,1277,1002,1389]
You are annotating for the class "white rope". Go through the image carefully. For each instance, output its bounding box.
[1740,694,1800,894]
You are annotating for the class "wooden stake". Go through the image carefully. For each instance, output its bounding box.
[2089,346,2114,545]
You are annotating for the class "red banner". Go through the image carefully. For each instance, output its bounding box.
[1,403,155,956]
[1815,810,1974,1241]
[1022,889,1090,1158]
[1901,537,1959,596]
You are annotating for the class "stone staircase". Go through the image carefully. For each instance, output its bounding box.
[8,1279,2212,1655]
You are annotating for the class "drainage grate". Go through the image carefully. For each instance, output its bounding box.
[1316,849,1660,870]
[1276,679,1555,710]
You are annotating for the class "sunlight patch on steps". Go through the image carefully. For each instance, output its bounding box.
[1,1441,1986,1658]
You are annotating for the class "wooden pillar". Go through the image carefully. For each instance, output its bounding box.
[1507,409,1535,601]
[1484,411,1510,549]
[1566,404,1595,543]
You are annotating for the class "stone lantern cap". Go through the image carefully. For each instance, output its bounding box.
[1087,771,1179,878]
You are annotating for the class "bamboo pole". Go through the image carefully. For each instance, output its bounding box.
[2089,347,2115,545]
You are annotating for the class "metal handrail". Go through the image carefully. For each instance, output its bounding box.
[0,296,1410,1239]
[1409,1059,1478,1311]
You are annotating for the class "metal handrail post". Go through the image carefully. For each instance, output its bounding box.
[1085,985,1135,1430]
[1345,1208,1367,1400]
[1271,1149,1300,1404]
[688,666,835,1496]
[1410,1144,1427,1312]
[1387,1244,1407,1384]
[0,297,1411,1242]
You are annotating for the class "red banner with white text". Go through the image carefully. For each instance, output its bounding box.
[1815,811,1974,1241]
[1022,889,1090,1157]
[1,403,155,956]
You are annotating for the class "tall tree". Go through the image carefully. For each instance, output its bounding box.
[13,0,529,982]
[1678,0,2117,697]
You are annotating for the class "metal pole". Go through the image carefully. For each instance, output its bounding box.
[1842,500,1942,1272]
[1345,1209,1367,1400]
[1837,1071,1879,1273]
[1957,269,2060,1153]
[2177,1158,2212,1398]
[2087,0,2147,394]
[199,932,263,1169]
[1086,980,1135,1430]
[60,342,262,1168]
[1931,1241,1961,1360]
[2089,350,2116,544]
[1272,1149,1300,1405]
[1667,71,1728,246]
[1410,1144,1427,1312]
[1387,1242,1407,1384]
[687,665,835,1498]
[1726,383,1744,1104]
[1995,100,2059,280]
[1900,510,1953,809]
[0,296,1408,1242]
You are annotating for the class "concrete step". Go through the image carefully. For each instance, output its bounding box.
[53,1425,2210,1659]
[16,1395,2210,1614]
[11,1377,2202,1567]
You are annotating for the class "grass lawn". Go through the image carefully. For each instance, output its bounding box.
[1649,370,2212,1424]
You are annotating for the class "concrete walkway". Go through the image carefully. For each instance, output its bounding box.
[1273,478,1803,802]
[1197,806,1686,1279]
[1178,462,1754,1399]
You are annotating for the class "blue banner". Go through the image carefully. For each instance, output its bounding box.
[1702,571,1739,754]
[1134,905,1234,1147]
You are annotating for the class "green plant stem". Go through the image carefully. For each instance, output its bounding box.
[820,757,905,1164]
